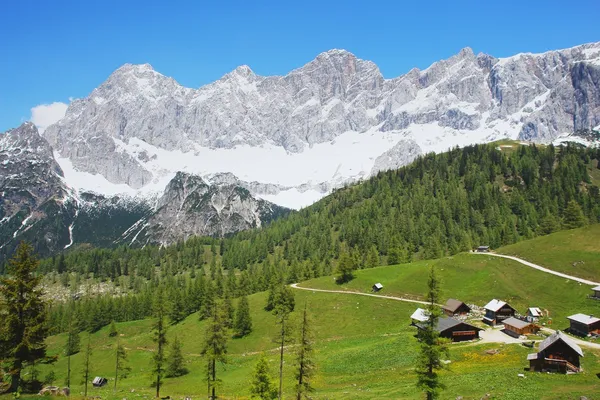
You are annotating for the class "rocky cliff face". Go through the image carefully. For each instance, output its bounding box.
[122,172,288,246]
[1,124,284,259]
[42,43,600,207]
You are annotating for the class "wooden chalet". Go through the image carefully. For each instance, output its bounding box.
[372,283,383,292]
[502,317,540,337]
[92,377,108,387]
[475,245,490,253]
[591,285,600,299]
[417,317,482,342]
[442,299,471,316]
[482,299,516,325]
[528,331,583,373]
[567,313,600,336]
[526,307,543,322]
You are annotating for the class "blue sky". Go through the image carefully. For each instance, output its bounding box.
[1,0,598,132]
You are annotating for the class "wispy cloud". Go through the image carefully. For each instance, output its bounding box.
[30,102,68,133]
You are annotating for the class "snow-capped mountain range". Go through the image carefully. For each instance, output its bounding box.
[1,41,600,258]
[43,42,600,209]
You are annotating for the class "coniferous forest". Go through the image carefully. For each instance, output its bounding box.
[26,142,600,335]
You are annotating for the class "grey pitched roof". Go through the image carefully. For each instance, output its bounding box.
[443,299,468,313]
[538,331,583,357]
[502,317,532,329]
[484,299,507,312]
[568,313,600,325]
[418,317,482,333]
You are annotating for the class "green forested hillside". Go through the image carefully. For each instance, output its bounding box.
[34,142,600,332]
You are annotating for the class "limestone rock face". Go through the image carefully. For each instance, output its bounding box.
[42,43,600,202]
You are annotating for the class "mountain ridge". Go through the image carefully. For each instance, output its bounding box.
[41,41,600,209]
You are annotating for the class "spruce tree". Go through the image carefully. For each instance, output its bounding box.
[152,289,168,398]
[234,295,253,338]
[295,304,315,400]
[108,320,118,337]
[166,335,188,378]
[202,303,229,400]
[169,290,187,324]
[366,245,379,269]
[249,355,277,400]
[335,252,355,283]
[415,266,448,400]
[563,200,586,229]
[0,242,49,393]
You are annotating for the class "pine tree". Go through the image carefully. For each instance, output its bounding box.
[222,293,235,329]
[563,200,586,229]
[169,290,187,324]
[415,266,449,400]
[81,333,93,398]
[295,304,315,400]
[202,303,229,400]
[249,355,277,400]
[152,289,168,398]
[64,322,81,356]
[234,295,253,338]
[0,242,49,393]
[166,335,188,378]
[108,320,118,337]
[199,281,216,320]
[114,339,131,391]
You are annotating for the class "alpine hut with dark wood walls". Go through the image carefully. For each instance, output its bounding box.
[417,317,482,342]
[483,299,516,325]
[528,331,583,373]
[567,313,600,336]
[442,299,471,317]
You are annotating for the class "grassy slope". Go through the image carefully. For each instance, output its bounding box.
[34,257,600,399]
[301,253,600,324]
[498,224,600,282]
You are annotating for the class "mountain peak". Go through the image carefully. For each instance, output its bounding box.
[115,63,155,74]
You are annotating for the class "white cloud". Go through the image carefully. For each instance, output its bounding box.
[30,102,68,133]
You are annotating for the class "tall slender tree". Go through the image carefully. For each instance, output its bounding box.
[152,289,168,398]
[81,333,92,398]
[114,338,130,392]
[0,242,49,393]
[202,303,229,400]
[295,304,315,400]
[64,309,80,389]
[415,266,448,400]
[273,286,295,400]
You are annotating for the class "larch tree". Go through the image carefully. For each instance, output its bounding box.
[295,304,315,400]
[273,286,295,400]
[415,265,449,400]
[81,333,93,398]
[249,355,278,400]
[152,288,168,398]
[0,242,49,393]
[202,303,229,400]
[114,339,131,391]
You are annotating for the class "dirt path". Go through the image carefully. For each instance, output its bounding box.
[289,283,435,305]
[471,252,600,286]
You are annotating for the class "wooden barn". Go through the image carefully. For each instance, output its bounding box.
[502,317,540,337]
[528,331,583,373]
[591,285,600,299]
[442,299,471,316]
[417,317,482,342]
[483,299,516,325]
[567,313,600,336]
[475,245,490,252]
